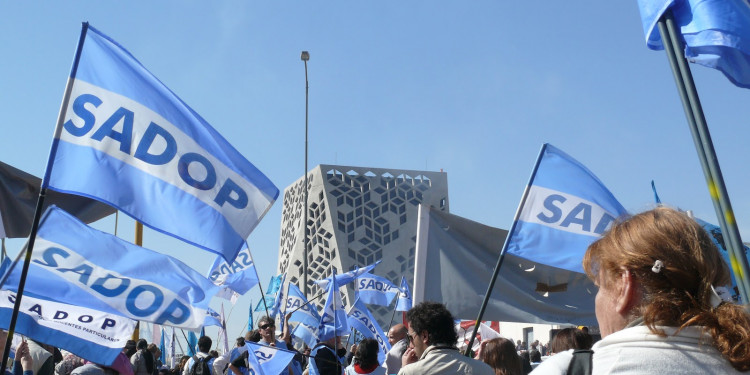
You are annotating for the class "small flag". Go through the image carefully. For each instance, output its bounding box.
[317,269,350,342]
[355,272,398,306]
[396,276,412,312]
[314,260,381,290]
[207,244,260,301]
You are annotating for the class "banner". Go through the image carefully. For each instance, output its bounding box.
[414,204,597,325]
[346,298,390,365]
[0,161,115,239]
[4,206,220,330]
[285,283,320,328]
[637,0,750,88]
[355,273,398,306]
[313,260,381,290]
[395,276,412,312]
[317,270,349,342]
[506,144,627,274]
[245,341,296,375]
[207,244,259,301]
[0,290,135,366]
[45,24,278,262]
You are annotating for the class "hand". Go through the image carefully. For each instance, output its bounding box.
[16,341,33,371]
[401,346,418,367]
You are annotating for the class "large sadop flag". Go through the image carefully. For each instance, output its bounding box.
[414,204,598,325]
[355,272,398,306]
[0,290,135,366]
[314,260,381,290]
[285,283,321,328]
[4,205,219,330]
[207,244,260,301]
[0,160,115,238]
[317,270,350,341]
[44,24,278,262]
[637,0,750,88]
[506,144,627,274]
[346,298,390,364]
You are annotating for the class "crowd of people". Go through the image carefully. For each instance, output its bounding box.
[3,207,750,375]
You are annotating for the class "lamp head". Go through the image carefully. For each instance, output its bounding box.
[301,51,310,61]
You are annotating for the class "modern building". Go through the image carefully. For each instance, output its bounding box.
[277,165,448,327]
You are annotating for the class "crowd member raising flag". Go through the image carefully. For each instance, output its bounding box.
[355,273,398,306]
[44,23,278,262]
[313,260,381,290]
[637,0,750,89]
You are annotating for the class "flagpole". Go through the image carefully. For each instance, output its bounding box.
[463,144,548,356]
[301,50,310,299]
[0,22,90,374]
[657,11,750,302]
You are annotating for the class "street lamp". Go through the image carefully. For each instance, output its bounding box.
[301,51,309,298]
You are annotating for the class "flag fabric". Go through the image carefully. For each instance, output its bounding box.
[637,0,750,89]
[285,283,321,328]
[245,341,296,375]
[0,290,135,366]
[269,274,287,319]
[0,160,115,239]
[346,298,391,365]
[208,244,260,301]
[317,270,350,342]
[204,308,222,328]
[478,322,503,342]
[266,274,283,296]
[44,23,278,262]
[313,260,382,290]
[248,300,254,331]
[292,323,319,349]
[152,323,162,349]
[187,331,198,356]
[395,276,412,312]
[167,327,176,368]
[4,205,220,330]
[413,204,598,325]
[355,273,398,306]
[695,216,749,301]
[505,144,627,274]
[254,297,275,313]
[218,304,229,354]
[159,329,167,365]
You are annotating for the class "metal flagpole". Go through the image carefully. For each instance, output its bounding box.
[657,10,750,302]
[0,23,90,374]
[463,144,549,356]
[301,51,310,299]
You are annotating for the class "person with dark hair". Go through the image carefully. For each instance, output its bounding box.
[399,302,493,375]
[124,341,138,359]
[344,339,384,375]
[213,337,248,375]
[131,339,154,375]
[532,207,750,374]
[147,344,162,374]
[474,338,522,375]
[310,335,347,375]
[181,337,214,375]
[548,328,591,356]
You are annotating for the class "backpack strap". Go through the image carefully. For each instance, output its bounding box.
[566,349,593,375]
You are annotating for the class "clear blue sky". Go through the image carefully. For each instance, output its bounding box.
[2,1,750,347]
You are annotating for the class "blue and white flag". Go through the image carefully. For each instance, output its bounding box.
[346,298,391,364]
[187,331,198,356]
[506,144,627,274]
[269,273,287,319]
[44,24,278,262]
[207,244,260,301]
[285,283,321,328]
[695,217,749,301]
[4,205,220,330]
[396,276,412,312]
[291,323,319,349]
[159,329,167,365]
[355,273,398,306]
[314,260,382,290]
[266,274,284,296]
[254,297,275,313]
[317,270,350,342]
[0,290,135,366]
[245,341,296,375]
[637,0,750,89]
[204,308,222,328]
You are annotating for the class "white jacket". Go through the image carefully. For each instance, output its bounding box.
[531,325,742,374]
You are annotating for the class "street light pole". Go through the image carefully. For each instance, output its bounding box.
[301,51,310,298]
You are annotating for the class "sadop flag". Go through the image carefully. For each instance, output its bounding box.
[204,308,222,328]
[254,297,274,313]
[187,331,197,356]
[356,273,398,306]
[292,323,318,349]
[396,276,412,312]
[44,24,278,262]
[285,283,320,328]
[266,274,283,296]
[245,341,296,375]
[346,298,390,364]
[637,0,750,89]
[0,290,135,366]
[314,260,382,290]
[269,273,287,319]
[207,244,260,301]
[159,329,167,365]
[506,144,627,274]
[317,270,350,342]
[4,206,220,330]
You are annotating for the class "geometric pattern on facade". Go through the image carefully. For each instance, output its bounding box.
[277,164,449,327]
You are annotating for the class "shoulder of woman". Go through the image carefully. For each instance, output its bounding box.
[529,349,573,375]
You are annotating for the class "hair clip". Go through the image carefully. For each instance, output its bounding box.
[651,260,664,273]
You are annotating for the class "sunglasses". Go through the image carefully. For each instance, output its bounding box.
[260,324,275,330]
[407,331,418,344]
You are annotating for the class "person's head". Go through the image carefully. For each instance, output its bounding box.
[353,338,379,369]
[480,338,522,375]
[178,356,190,370]
[405,302,458,358]
[235,337,245,347]
[549,328,591,355]
[244,330,261,343]
[209,350,219,358]
[257,316,276,342]
[124,340,137,358]
[197,336,212,353]
[136,339,148,351]
[387,324,407,346]
[147,343,159,354]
